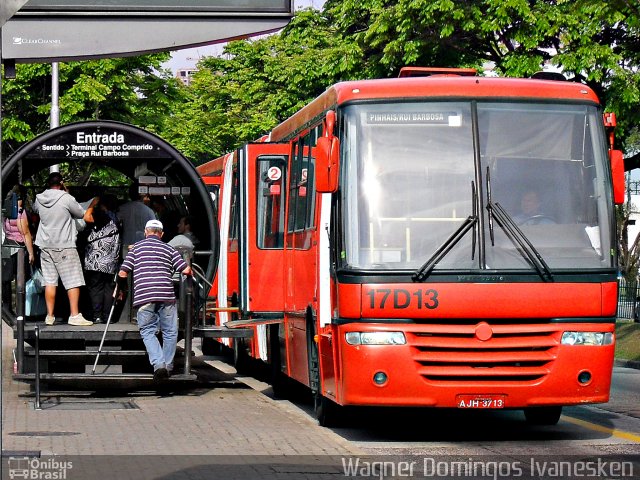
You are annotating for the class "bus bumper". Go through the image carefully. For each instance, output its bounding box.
[335,323,615,408]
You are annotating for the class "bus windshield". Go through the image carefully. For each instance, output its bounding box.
[341,101,614,272]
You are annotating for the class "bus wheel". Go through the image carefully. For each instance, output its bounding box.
[269,325,289,398]
[524,406,562,425]
[307,315,342,427]
[233,339,251,375]
[314,393,342,428]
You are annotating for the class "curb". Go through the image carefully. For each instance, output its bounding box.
[614,359,640,370]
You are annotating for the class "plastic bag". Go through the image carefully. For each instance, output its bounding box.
[25,277,47,316]
[30,267,45,293]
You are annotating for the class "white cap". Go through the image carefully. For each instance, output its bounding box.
[145,219,163,230]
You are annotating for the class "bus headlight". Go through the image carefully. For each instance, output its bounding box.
[561,331,614,346]
[345,332,406,345]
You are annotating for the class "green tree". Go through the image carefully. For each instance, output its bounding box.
[161,9,363,163]
[321,0,640,276]
[1,54,182,159]
[2,53,183,187]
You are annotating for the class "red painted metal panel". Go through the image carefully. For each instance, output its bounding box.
[361,283,606,318]
[337,284,361,319]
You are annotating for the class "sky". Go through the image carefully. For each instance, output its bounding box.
[164,0,323,74]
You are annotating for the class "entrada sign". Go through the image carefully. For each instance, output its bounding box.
[27,127,171,160]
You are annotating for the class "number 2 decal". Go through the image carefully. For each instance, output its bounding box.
[366,288,439,310]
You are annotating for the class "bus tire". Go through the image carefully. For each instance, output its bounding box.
[307,313,342,427]
[524,406,562,425]
[314,393,342,428]
[269,326,290,398]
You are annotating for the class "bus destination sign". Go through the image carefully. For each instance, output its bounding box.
[27,128,171,160]
[367,112,462,126]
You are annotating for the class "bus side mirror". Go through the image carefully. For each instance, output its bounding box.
[316,111,340,193]
[315,136,340,193]
[609,149,625,204]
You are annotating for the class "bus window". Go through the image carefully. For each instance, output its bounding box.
[229,170,239,241]
[287,139,302,233]
[206,184,220,213]
[288,127,320,235]
[257,155,287,249]
[305,125,321,229]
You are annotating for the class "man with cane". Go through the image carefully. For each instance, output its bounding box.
[117,219,192,381]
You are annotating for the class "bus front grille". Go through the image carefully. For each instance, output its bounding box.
[408,323,559,383]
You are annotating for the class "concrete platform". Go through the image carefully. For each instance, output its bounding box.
[1,321,363,479]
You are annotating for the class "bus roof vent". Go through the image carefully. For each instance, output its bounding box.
[398,67,478,78]
[531,71,567,81]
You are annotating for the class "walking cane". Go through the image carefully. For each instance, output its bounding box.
[91,282,120,375]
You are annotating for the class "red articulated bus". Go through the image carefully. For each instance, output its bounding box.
[196,67,625,426]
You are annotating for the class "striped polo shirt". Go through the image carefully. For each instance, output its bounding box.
[120,235,188,307]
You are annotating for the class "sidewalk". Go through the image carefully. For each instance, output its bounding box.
[1,322,363,479]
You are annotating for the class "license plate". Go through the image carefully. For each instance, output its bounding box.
[456,394,505,409]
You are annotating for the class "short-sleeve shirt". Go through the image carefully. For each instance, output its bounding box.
[120,236,187,307]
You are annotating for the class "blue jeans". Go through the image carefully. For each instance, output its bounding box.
[136,302,178,372]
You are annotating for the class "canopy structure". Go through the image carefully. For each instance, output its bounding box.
[1,120,219,284]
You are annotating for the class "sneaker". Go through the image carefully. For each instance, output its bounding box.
[68,314,93,326]
[153,367,169,382]
[45,315,56,326]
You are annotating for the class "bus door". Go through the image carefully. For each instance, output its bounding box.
[201,173,222,307]
[239,143,288,315]
[202,153,239,345]
[284,127,320,383]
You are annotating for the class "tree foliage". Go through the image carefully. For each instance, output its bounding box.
[1,53,183,187]
[160,9,363,164]
[2,53,182,159]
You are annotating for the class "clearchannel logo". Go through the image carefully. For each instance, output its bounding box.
[7,457,72,479]
[12,37,62,45]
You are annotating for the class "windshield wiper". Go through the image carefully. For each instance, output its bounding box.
[485,167,495,246]
[412,216,477,282]
[471,180,478,261]
[413,181,479,282]
[485,169,553,281]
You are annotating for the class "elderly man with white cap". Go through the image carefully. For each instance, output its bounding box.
[118,219,192,381]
